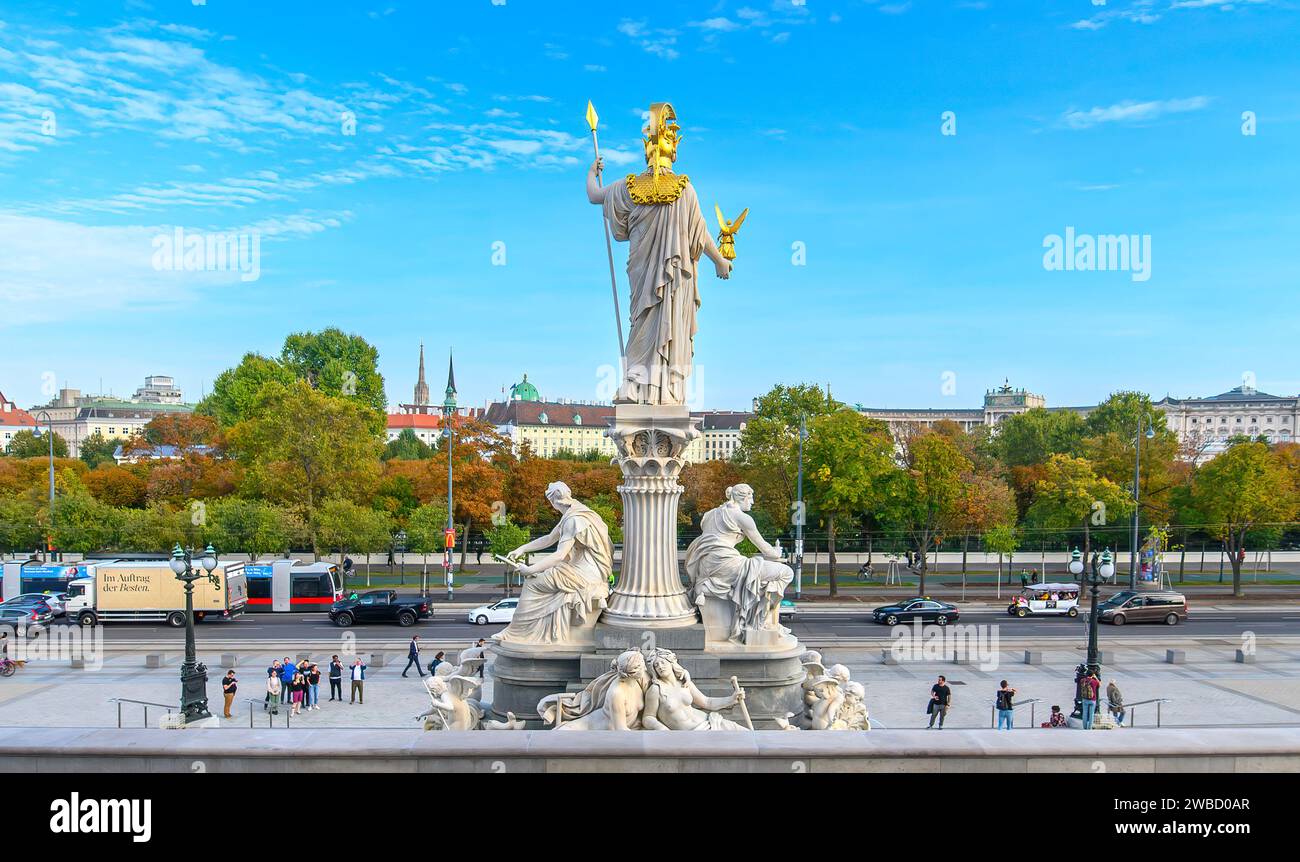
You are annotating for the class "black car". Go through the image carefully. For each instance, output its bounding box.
[872,598,960,626]
[329,590,431,627]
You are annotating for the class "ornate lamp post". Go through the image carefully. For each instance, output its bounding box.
[1072,547,1114,721]
[170,543,220,723]
[32,410,55,560]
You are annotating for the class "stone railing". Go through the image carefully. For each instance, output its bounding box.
[1,727,1297,773]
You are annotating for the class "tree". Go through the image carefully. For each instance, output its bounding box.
[982,523,1020,589]
[1189,441,1298,596]
[1025,454,1133,577]
[382,428,433,461]
[804,410,895,597]
[484,516,531,594]
[735,384,840,534]
[204,498,297,560]
[988,408,1084,468]
[1080,391,1180,527]
[44,486,120,554]
[116,504,189,552]
[879,431,973,596]
[314,499,392,576]
[374,474,419,526]
[681,460,743,527]
[198,352,296,428]
[281,328,388,428]
[79,432,124,469]
[406,502,451,584]
[949,472,1017,587]
[84,463,148,508]
[0,496,42,557]
[6,429,68,459]
[227,380,383,554]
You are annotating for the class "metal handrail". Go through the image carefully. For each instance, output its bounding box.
[108,697,176,728]
[245,697,292,728]
[990,697,1042,728]
[1118,697,1171,728]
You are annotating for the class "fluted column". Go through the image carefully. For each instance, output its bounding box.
[602,405,698,628]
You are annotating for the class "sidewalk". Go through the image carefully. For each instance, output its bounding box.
[2,644,1298,731]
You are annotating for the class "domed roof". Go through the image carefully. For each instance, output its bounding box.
[509,374,540,402]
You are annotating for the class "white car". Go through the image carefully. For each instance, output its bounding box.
[467,598,518,626]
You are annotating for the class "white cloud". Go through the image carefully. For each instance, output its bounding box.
[1060,96,1210,129]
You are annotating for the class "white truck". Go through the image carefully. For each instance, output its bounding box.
[65,559,248,627]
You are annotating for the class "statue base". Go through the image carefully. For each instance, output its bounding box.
[489,623,805,729]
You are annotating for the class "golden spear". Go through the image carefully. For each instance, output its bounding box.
[586,100,625,360]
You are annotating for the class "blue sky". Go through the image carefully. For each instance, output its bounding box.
[2,0,1298,413]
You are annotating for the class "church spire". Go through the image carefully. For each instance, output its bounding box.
[413,343,430,408]
[443,349,457,410]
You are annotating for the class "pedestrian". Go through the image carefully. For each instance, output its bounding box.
[279,657,296,703]
[221,670,238,719]
[328,655,343,701]
[475,639,486,679]
[350,658,367,704]
[290,671,306,716]
[1107,679,1125,727]
[1079,669,1101,730]
[927,675,952,729]
[265,671,282,714]
[403,635,424,677]
[307,663,322,710]
[996,680,1016,729]
[427,650,445,676]
[1047,705,1067,727]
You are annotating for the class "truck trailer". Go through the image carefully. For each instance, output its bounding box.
[65,559,248,627]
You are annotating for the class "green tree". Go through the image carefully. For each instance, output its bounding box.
[198,352,297,428]
[116,504,188,552]
[804,410,895,597]
[6,429,68,459]
[314,498,393,578]
[734,383,839,529]
[1189,441,1298,596]
[44,488,120,554]
[1025,454,1133,576]
[78,432,125,469]
[879,431,973,596]
[204,498,300,560]
[382,428,433,461]
[281,328,388,427]
[484,516,531,594]
[988,408,1084,468]
[982,523,1020,587]
[227,380,383,555]
[406,502,451,583]
[0,496,42,556]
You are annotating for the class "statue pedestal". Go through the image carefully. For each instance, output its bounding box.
[601,404,699,629]
[490,623,806,728]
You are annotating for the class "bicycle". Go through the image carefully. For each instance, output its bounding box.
[856,564,875,583]
[0,658,21,678]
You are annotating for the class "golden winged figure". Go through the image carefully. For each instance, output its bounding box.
[714,204,748,261]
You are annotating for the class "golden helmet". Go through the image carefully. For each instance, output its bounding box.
[642,102,681,174]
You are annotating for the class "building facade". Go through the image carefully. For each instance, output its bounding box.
[30,386,193,457]
[1156,385,1299,463]
[131,375,184,404]
[854,381,1047,437]
[0,391,38,452]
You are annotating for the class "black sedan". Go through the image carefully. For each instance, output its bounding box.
[328,590,431,627]
[872,598,960,626]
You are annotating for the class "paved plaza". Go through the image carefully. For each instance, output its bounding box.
[3,639,1299,732]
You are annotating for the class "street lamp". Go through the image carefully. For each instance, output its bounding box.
[793,413,807,600]
[31,410,55,561]
[1072,547,1114,724]
[170,543,220,724]
[442,351,457,602]
[1129,418,1155,589]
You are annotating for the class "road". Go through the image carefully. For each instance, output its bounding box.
[58,606,1300,644]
